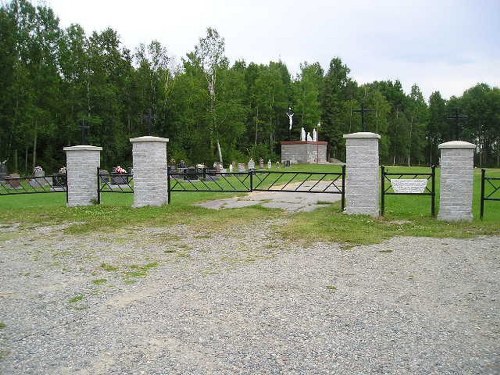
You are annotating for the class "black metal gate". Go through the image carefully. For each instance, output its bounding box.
[480,168,500,219]
[168,166,346,210]
[381,166,436,216]
[97,168,134,204]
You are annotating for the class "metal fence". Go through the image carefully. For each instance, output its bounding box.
[480,169,500,219]
[97,168,134,204]
[0,174,67,199]
[381,166,436,216]
[168,167,346,210]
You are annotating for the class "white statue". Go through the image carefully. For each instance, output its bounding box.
[300,127,306,141]
[306,132,313,141]
[312,128,317,142]
[286,107,294,130]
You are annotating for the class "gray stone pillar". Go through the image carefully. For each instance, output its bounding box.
[130,136,169,207]
[438,141,476,221]
[343,132,381,216]
[63,145,102,207]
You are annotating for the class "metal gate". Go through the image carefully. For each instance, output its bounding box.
[381,166,436,216]
[97,168,134,204]
[480,168,500,219]
[168,166,346,210]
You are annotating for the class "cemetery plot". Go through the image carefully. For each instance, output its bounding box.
[381,166,436,216]
[480,169,500,219]
[0,174,67,196]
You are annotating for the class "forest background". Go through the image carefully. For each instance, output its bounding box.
[1,0,499,174]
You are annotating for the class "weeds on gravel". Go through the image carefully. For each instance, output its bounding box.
[101,263,119,272]
[68,294,84,303]
[0,321,6,329]
[92,278,107,285]
[123,262,159,284]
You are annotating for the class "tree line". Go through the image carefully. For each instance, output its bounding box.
[1,0,499,174]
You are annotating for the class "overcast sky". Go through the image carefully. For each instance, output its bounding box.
[44,0,500,100]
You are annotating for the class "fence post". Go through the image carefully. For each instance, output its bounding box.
[480,168,485,220]
[63,145,102,207]
[431,165,436,217]
[130,136,169,207]
[341,164,346,211]
[380,166,385,216]
[343,132,381,216]
[438,141,476,221]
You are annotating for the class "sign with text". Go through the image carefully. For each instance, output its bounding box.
[391,179,427,194]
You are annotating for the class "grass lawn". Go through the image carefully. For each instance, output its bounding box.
[0,165,498,246]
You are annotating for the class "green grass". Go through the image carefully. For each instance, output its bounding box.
[68,294,84,303]
[0,321,6,329]
[0,165,498,246]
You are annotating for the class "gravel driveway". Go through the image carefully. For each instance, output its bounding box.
[0,221,499,374]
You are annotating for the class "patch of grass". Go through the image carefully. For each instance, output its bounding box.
[100,263,119,272]
[68,294,84,303]
[92,278,107,285]
[280,204,500,246]
[326,285,337,292]
[0,321,6,329]
[123,262,159,281]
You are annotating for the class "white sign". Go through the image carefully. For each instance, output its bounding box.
[391,179,427,194]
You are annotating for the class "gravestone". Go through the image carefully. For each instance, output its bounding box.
[238,163,246,172]
[248,158,255,170]
[0,161,8,181]
[259,158,264,169]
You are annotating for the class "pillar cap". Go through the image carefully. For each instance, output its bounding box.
[438,141,476,149]
[343,132,381,139]
[63,145,103,151]
[130,136,169,143]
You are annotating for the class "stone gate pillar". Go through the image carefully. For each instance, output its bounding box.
[343,132,381,216]
[64,145,102,207]
[438,141,476,221]
[130,136,169,207]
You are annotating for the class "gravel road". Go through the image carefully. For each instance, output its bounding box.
[0,221,499,374]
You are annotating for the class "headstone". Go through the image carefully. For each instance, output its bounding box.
[301,127,306,141]
[229,164,233,173]
[238,163,246,172]
[267,159,272,169]
[0,161,8,181]
[313,128,317,142]
[248,158,255,170]
[306,132,312,141]
[259,158,264,169]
